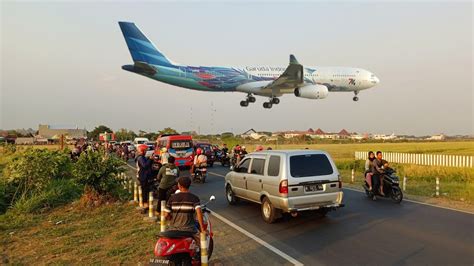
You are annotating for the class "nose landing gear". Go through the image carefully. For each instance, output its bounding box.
[353,91,359,102]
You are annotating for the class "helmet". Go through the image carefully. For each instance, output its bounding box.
[138,144,148,153]
[256,145,263,151]
[242,146,246,150]
[196,148,202,155]
[161,147,167,153]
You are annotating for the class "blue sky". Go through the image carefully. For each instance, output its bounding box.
[1,1,472,135]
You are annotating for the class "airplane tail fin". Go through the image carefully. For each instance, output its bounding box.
[118,21,175,67]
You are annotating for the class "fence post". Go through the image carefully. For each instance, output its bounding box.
[436,177,440,197]
[133,182,138,202]
[122,173,127,189]
[160,201,166,232]
[146,192,156,221]
[200,231,209,266]
[351,168,355,183]
[403,176,407,191]
[138,185,143,208]
[128,180,132,193]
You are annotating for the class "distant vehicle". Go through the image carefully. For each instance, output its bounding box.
[194,142,216,167]
[119,22,380,109]
[133,137,149,147]
[156,135,194,167]
[120,141,132,145]
[225,150,344,223]
[145,142,155,158]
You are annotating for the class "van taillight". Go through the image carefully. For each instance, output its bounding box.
[279,180,288,194]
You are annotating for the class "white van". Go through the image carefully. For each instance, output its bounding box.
[133,137,149,147]
[225,150,344,223]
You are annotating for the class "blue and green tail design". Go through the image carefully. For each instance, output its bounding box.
[118,21,175,67]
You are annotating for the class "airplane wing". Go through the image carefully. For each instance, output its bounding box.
[265,54,304,96]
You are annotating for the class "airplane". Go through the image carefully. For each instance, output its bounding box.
[119,22,380,109]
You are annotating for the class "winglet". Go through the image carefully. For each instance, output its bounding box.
[289,54,299,64]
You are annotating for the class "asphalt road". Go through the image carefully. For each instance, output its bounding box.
[186,165,474,266]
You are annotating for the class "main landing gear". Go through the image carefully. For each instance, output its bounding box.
[263,97,280,109]
[353,91,359,102]
[240,94,256,107]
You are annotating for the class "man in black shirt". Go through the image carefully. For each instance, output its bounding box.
[163,176,205,233]
[371,151,385,196]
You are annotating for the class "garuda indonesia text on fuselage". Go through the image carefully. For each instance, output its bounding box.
[119,22,380,109]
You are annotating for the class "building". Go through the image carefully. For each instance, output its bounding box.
[15,137,34,145]
[241,129,270,140]
[427,134,446,141]
[38,124,87,140]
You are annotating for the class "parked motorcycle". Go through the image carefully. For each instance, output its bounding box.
[150,196,216,266]
[363,168,403,203]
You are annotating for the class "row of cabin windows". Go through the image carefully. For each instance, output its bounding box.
[333,74,356,77]
[256,73,319,77]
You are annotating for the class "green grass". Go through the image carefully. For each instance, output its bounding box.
[1,201,161,265]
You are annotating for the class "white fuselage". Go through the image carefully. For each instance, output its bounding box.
[240,66,379,95]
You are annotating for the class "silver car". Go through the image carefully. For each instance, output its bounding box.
[225,150,344,223]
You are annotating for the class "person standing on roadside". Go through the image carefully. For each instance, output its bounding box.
[136,144,153,210]
[156,156,179,213]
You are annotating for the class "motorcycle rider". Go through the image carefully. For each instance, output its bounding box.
[371,151,385,196]
[365,151,375,191]
[221,143,229,154]
[163,176,205,233]
[156,156,179,212]
[190,148,207,176]
[255,145,264,152]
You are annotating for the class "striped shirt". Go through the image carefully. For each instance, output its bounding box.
[164,192,201,232]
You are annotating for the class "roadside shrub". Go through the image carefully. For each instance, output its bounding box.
[72,151,124,196]
[3,148,73,205]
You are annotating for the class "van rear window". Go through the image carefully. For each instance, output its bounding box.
[290,154,333,177]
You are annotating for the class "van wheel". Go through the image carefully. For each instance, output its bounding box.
[261,197,278,223]
[226,185,238,205]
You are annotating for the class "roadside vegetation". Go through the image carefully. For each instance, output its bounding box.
[0,146,126,231]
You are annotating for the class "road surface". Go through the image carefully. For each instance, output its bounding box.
[132,162,474,265]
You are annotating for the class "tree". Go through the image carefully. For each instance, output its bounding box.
[88,125,112,141]
[158,127,178,135]
[115,128,137,141]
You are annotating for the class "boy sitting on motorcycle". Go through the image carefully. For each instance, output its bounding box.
[163,176,205,233]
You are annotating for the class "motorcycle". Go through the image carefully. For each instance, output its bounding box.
[216,151,230,167]
[150,196,216,266]
[193,166,207,183]
[363,168,403,203]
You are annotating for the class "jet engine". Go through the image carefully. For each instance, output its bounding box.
[294,84,329,99]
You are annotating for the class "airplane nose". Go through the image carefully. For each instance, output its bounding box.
[373,76,380,84]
